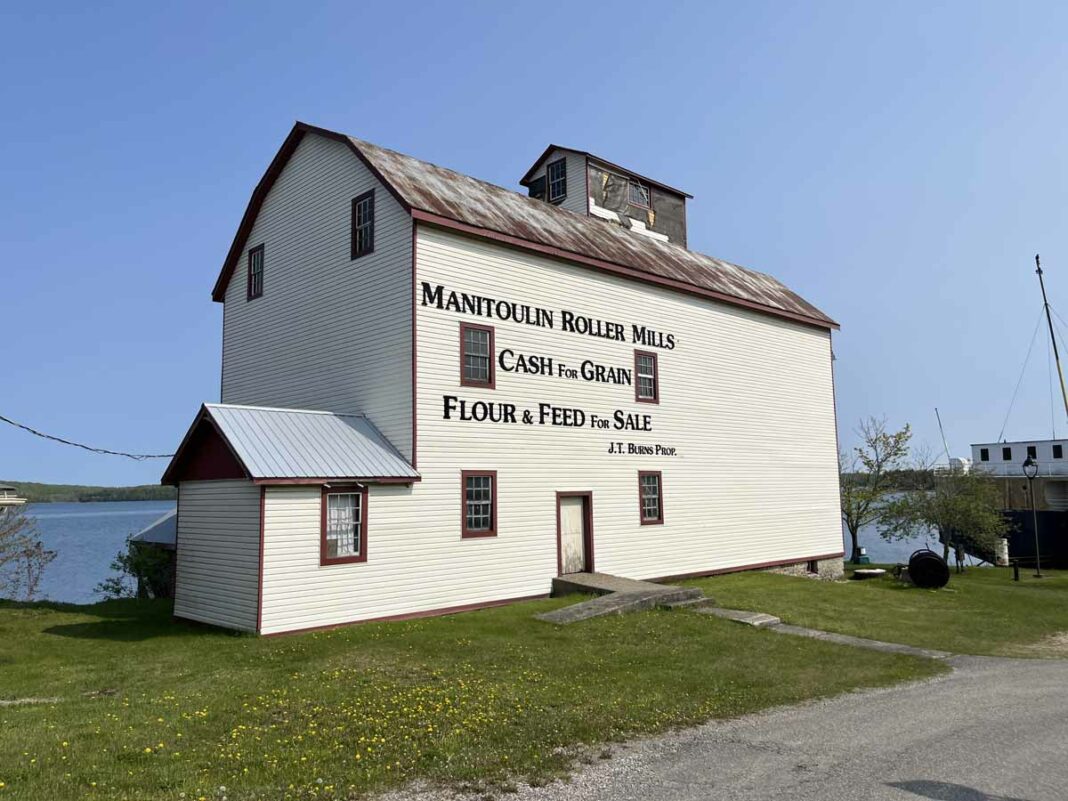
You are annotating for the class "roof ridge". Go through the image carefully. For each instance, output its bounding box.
[206,403,366,418]
[212,121,836,328]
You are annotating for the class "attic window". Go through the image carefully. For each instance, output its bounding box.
[247,244,264,300]
[547,159,567,202]
[351,190,375,259]
[628,180,650,208]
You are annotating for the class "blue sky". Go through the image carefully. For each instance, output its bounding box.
[3,1,1068,485]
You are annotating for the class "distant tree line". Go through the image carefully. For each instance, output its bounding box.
[839,468,935,491]
[1,481,177,504]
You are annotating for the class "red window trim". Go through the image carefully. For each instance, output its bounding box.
[461,470,498,538]
[351,189,375,259]
[320,483,369,566]
[546,157,567,203]
[634,349,659,404]
[247,243,264,301]
[638,470,664,525]
[459,322,496,389]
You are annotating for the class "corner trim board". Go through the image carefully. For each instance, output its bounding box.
[256,486,265,634]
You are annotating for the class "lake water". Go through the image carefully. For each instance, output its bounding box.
[23,500,176,604]
[17,498,955,605]
[842,518,944,564]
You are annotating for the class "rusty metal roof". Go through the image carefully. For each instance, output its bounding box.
[348,134,836,328]
[211,122,835,328]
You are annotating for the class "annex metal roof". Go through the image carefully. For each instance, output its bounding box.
[163,404,419,484]
[131,509,177,548]
[211,123,837,330]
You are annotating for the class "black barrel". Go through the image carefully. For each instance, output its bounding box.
[908,548,950,589]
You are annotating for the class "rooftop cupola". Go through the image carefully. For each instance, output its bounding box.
[519,145,692,247]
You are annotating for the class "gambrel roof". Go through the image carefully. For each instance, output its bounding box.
[211,122,837,330]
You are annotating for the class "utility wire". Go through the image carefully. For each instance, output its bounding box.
[997,305,1047,442]
[0,414,173,461]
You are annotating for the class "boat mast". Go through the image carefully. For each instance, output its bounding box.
[1035,253,1068,422]
[935,407,952,463]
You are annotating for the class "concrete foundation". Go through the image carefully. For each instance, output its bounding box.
[766,557,844,581]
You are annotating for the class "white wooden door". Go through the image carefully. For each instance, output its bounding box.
[559,496,586,574]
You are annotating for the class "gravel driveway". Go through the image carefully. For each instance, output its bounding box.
[388,654,1068,801]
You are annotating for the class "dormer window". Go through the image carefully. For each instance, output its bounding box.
[628,180,650,208]
[547,159,567,202]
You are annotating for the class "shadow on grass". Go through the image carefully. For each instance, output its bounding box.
[0,598,243,642]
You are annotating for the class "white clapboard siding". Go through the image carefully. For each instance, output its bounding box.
[527,149,588,215]
[221,132,413,458]
[256,224,840,634]
[259,482,553,634]
[174,480,260,632]
[414,226,841,581]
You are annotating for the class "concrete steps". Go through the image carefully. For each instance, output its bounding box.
[696,607,782,628]
[536,572,708,625]
[538,572,955,661]
[658,595,717,611]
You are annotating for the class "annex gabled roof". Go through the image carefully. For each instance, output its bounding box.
[131,510,177,549]
[162,403,420,486]
[518,144,694,199]
[211,122,837,330]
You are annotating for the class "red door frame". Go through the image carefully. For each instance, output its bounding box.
[555,491,594,575]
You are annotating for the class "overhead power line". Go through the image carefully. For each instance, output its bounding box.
[997,305,1046,443]
[0,413,174,461]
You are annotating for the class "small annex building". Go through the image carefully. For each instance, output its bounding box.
[163,122,844,635]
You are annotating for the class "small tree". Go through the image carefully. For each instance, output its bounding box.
[881,466,1010,569]
[96,537,174,600]
[840,418,913,563]
[0,506,56,601]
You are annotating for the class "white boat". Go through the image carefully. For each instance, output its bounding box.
[0,485,27,507]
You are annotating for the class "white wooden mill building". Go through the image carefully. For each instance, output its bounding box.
[163,123,843,635]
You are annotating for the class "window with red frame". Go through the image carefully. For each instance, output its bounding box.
[639,471,663,524]
[462,471,497,537]
[321,486,368,564]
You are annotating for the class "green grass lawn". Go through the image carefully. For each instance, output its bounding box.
[688,566,1068,657]
[0,595,940,801]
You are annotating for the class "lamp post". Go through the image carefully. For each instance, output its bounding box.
[1022,455,1043,578]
